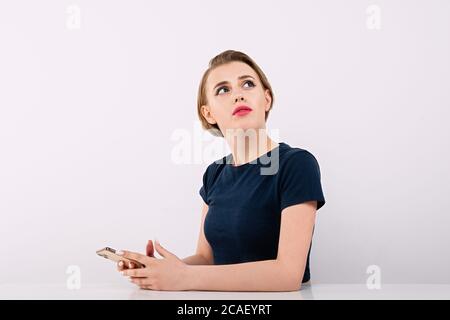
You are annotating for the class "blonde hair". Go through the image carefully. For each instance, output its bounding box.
[197,50,275,137]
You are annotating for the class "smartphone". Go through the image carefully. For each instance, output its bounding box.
[96,247,145,268]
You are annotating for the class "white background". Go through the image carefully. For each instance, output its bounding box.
[0,0,449,286]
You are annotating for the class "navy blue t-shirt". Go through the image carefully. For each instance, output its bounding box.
[199,142,326,284]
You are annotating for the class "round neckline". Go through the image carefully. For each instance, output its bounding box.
[225,142,285,169]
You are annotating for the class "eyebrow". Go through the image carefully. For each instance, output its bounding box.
[213,75,255,92]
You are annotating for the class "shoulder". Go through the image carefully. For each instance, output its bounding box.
[277,145,326,211]
[201,155,227,184]
[275,145,323,184]
[280,146,321,172]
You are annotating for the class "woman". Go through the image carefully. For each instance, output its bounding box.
[116,50,326,292]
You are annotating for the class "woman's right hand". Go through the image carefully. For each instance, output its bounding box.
[117,240,155,271]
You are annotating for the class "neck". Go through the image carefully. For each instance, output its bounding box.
[224,129,279,166]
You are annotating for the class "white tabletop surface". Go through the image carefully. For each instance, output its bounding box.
[0,283,449,300]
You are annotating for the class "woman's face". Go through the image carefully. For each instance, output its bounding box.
[201,61,272,137]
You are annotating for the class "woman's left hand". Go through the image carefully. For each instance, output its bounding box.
[117,241,190,291]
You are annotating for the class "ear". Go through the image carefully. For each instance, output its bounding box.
[264,89,272,112]
[201,105,217,125]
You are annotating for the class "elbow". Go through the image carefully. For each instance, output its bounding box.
[277,260,303,291]
[286,279,302,291]
[283,271,303,291]
[281,280,301,292]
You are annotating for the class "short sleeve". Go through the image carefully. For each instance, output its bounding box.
[278,150,326,212]
[199,166,210,205]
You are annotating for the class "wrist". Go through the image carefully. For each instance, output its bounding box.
[184,264,197,291]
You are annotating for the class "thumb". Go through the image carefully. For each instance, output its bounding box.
[154,239,174,259]
[146,240,154,257]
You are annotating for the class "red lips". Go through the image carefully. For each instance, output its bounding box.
[232,105,253,115]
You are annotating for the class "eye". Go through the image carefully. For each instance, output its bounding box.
[243,80,255,88]
[216,86,229,95]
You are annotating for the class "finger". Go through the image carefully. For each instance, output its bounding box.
[154,240,174,259]
[122,268,150,278]
[140,285,154,290]
[117,260,133,271]
[130,275,148,281]
[129,277,148,286]
[128,261,144,269]
[116,250,150,266]
[146,240,154,257]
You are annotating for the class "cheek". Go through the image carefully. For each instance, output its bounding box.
[249,92,267,109]
[213,99,231,116]
[209,106,231,126]
[253,98,269,115]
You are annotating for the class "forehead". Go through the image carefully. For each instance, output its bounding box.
[207,61,259,89]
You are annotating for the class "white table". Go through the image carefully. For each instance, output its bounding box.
[0,283,449,300]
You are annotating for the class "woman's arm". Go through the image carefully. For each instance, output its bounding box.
[186,259,297,291]
[119,202,316,291]
[185,201,318,292]
[182,202,214,265]
[182,254,212,265]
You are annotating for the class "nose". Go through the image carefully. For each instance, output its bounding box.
[234,95,245,104]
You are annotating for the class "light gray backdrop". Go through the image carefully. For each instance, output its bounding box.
[0,0,449,286]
